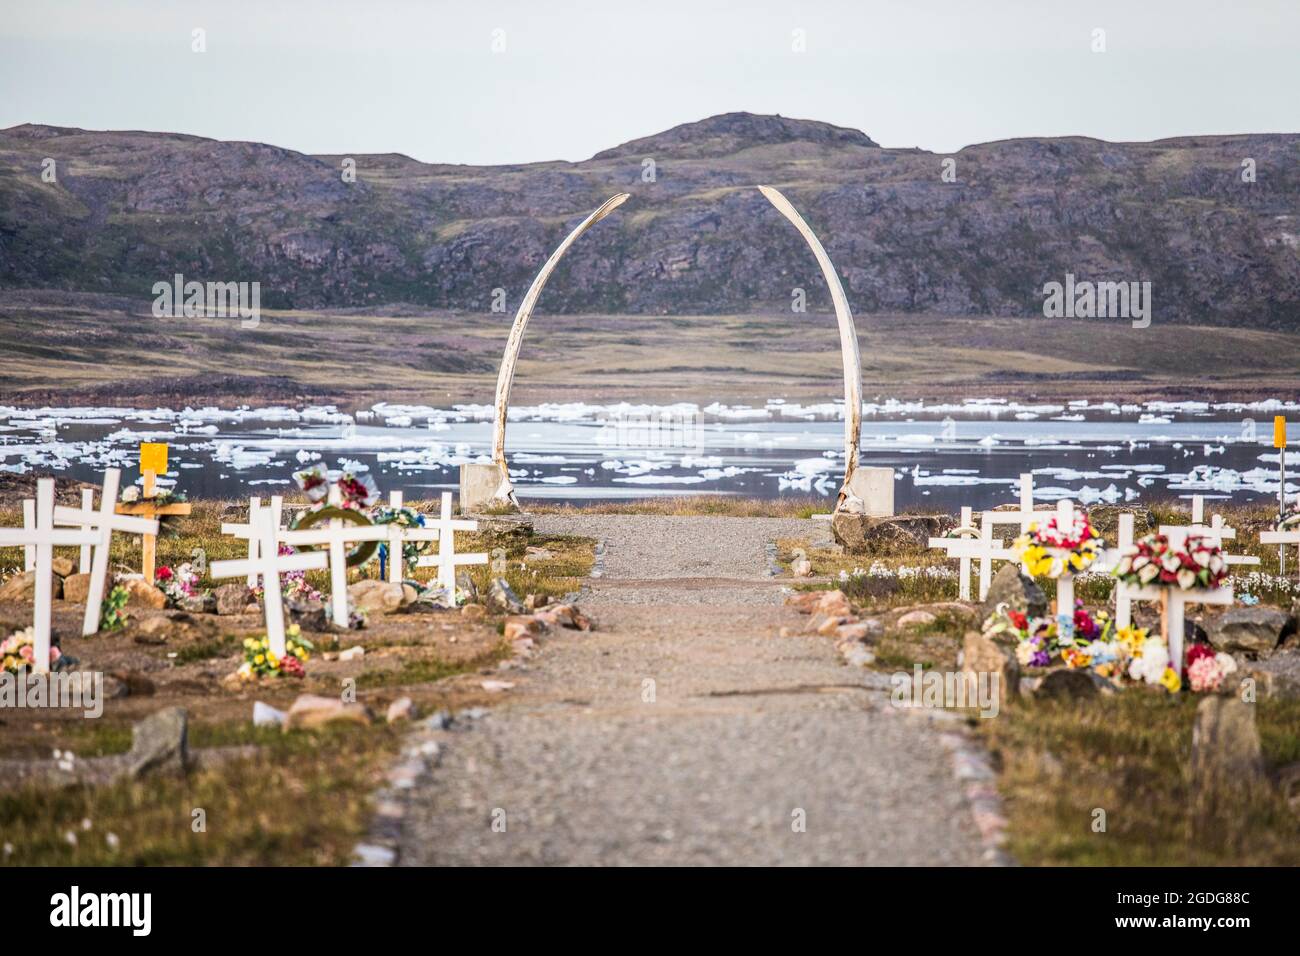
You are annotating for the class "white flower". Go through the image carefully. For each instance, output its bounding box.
[1136,639,1169,683]
[121,486,140,503]
[1139,563,1160,584]
[1177,568,1198,590]
[1161,553,1181,573]
[1215,652,1238,675]
[1116,556,1132,575]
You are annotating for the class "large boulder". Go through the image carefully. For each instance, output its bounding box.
[347,579,405,615]
[1207,607,1289,658]
[981,563,1048,621]
[122,577,165,609]
[126,707,190,779]
[214,582,251,615]
[831,513,957,556]
[1034,667,1112,701]
[960,630,1019,711]
[0,571,41,602]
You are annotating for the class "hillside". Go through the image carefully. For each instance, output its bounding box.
[0,112,1298,327]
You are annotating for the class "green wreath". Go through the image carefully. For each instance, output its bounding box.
[289,506,380,568]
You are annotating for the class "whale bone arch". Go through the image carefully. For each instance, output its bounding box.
[488,186,863,510]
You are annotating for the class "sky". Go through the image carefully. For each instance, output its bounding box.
[2,0,1298,165]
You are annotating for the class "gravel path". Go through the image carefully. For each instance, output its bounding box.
[396,515,986,866]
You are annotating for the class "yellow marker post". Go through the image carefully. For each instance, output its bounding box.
[139,442,168,497]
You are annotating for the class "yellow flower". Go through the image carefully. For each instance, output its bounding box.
[1159,667,1182,693]
[254,654,265,665]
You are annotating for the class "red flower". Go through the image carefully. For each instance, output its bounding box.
[1009,610,1028,630]
[1186,643,1216,666]
[156,566,173,581]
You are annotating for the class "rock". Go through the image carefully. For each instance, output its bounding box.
[981,563,1048,621]
[1190,696,1265,818]
[133,616,172,639]
[455,571,478,603]
[813,589,853,618]
[122,577,165,609]
[486,578,525,615]
[960,630,1019,710]
[51,556,75,578]
[897,609,937,627]
[1085,505,1156,539]
[400,584,419,606]
[480,679,515,693]
[108,670,155,696]
[786,591,823,613]
[832,513,957,556]
[838,641,876,667]
[61,572,94,604]
[1207,607,1288,658]
[1033,667,1111,701]
[0,571,38,602]
[286,597,329,631]
[386,697,416,724]
[177,594,214,614]
[460,603,487,621]
[338,646,365,662]
[835,621,874,641]
[253,701,287,727]
[125,707,189,778]
[284,694,372,731]
[1241,649,1300,700]
[503,616,543,640]
[347,579,405,615]
[214,583,251,615]
[533,603,591,630]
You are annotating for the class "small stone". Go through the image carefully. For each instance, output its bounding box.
[486,578,525,615]
[1206,607,1289,658]
[214,583,250,615]
[125,707,189,779]
[134,616,172,639]
[897,609,937,627]
[480,680,514,693]
[285,694,372,731]
[461,603,487,621]
[352,843,396,867]
[338,645,365,662]
[61,572,94,604]
[51,556,76,578]
[838,642,876,667]
[503,615,543,641]
[0,571,38,602]
[1034,667,1111,701]
[347,579,405,615]
[122,577,165,609]
[400,584,419,606]
[814,589,853,618]
[386,697,416,724]
[253,701,287,727]
[835,622,872,641]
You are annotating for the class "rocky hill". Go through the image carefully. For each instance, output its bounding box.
[1,112,1298,327]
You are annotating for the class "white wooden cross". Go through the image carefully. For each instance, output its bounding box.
[981,472,1055,572]
[0,480,99,672]
[927,506,982,600]
[221,496,285,586]
[211,509,328,657]
[21,498,35,571]
[415,492,487,602]
[278,487,390,628]
[51,468,160,636]
[381,491,440,584]
[1160,495,1260,572]
[1113,525,1233,673]
[1041,499,1081,635]
[1260,523,1300,580]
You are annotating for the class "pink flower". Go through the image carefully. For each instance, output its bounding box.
[1188,655,1224,693]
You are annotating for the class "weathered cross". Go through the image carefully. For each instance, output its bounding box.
[1112,525,1234,673]
[221,496,285,587]
[114,446,191,584]
[980,472,1055,573]
[278,487,390,628]
[415,492,487,602]
[210,509,328,657]
[27,487,98,573]
[1160,494,1260,572]
[1041,498,1083,635]
[52,468,159,636]
[0,479,99,671]
[380,491,440,584]
[927,506,984,600]
[1260,522,1300,580]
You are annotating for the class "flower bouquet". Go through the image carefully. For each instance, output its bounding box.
[1015,510,1103,577]
[1185,643,1240,692]
[236,625,314,680]
[1112,533,1228,591]
[371,505,433,571]
[1,627,63,673]
[154,563,201,606]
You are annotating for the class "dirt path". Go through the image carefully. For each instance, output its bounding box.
[396,515,987,866]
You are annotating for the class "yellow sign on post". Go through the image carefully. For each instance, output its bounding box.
[140,442,168,475]
[1276,417,1288,449]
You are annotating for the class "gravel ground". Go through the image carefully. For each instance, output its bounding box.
[396,515,986,866]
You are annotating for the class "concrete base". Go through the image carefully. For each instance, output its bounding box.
[459,463,506,514]
[845,466,895,517]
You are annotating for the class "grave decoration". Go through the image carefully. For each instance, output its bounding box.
[153,563,202,607]
[928,506,982,600]
[210,509,328,658]
[221,496,284,587]
[0,479,99,672]
[237,625,314,681]
[415,492,488,605]
[52,467,159,635]
[282,467,389,627]
[1111,529,1232,680]
[1260,510,1300,581]
[1014,499,1102,641]
[114,443,191,584]
[371,490,439,583]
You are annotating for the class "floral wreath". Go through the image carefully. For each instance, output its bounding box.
[371,505,434,567]
[1014,509,1102,578]
[1112,533,1227,591]
[290,466,382,567]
